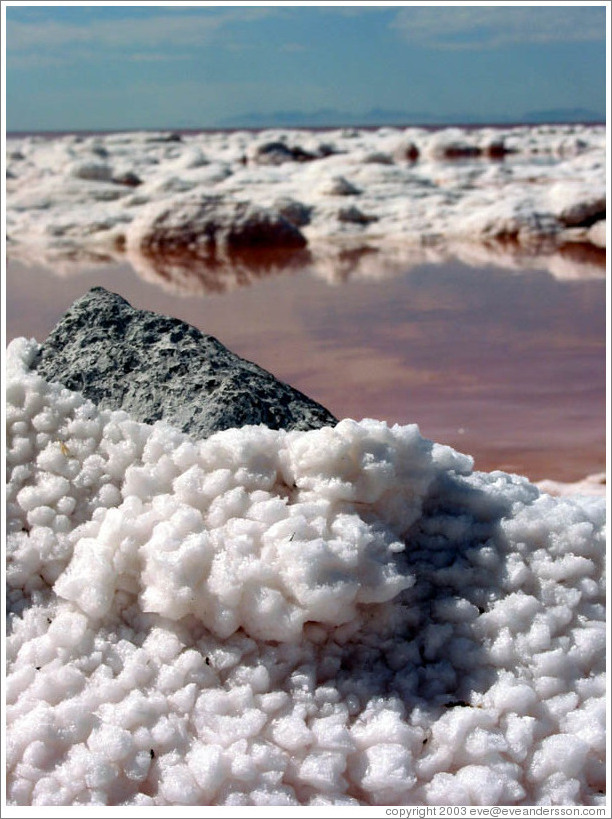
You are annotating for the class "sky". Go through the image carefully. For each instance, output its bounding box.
[3,2,608,132]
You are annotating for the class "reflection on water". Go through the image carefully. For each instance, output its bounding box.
[126,245,312,296]
[6,234,606,290]
[5,251,605,483]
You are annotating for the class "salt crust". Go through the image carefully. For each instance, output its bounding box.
[5,338,606,806]
[5,124,606,287]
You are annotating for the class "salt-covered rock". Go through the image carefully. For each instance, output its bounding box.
[147,131,183,143]
[393,140,420,162]
[32,288,337,439]
[125,194,307,258]
[425,130,483,161]
[317,176,361,196]
[362,151,395,165]
[537,472,606,498]
[587,220,606,248]
[549,183,606,228]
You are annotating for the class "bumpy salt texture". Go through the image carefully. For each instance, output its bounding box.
[5,124,606,286]
[5,337,606,806]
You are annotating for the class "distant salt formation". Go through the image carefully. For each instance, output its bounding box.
[5,124,606,292]
[536,472,606,499]
[5,333,606,806]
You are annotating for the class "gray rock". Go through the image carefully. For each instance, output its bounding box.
[32,288,337,439]
[273,197,313,228]
[337,206,378,225]
[250,141,317,165]
[69,161,114,182]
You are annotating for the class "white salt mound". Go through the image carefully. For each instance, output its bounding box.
[5,337,606,806]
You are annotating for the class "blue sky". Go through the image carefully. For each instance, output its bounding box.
[3,3,608,131]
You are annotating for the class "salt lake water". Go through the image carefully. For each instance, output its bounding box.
[5,250,605,484]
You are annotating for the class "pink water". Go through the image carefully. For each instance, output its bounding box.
[5,255,605,483]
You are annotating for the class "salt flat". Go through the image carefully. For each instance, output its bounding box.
[6,124,606,285]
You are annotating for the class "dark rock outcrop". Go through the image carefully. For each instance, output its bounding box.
[250,141,317,165]
[440,144,482,160]
[484,140,514,160]
[337,206,378,225]
[112,171,142,187]
[273,197,313,228]
[33,288,337,439]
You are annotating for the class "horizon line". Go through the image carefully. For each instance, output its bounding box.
[7,117,606,138]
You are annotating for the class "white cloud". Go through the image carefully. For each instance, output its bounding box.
[390,6,605,50]
[6,52,71,71]
[128,52,193,64]
[6,8,272,55]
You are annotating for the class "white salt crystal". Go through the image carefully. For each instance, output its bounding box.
[4,335,606,806]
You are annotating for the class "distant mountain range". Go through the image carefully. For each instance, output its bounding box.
[520,108,605,124]
[9,107,603,138]
[217,106,604,129]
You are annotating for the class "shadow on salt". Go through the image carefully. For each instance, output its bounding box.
[301,469,512,715]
